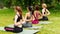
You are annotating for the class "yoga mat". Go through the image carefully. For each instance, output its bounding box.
[16,30,39,34]
[0,27,39,34]
[39,21,52,24]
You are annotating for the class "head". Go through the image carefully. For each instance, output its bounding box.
[35,5,39,10]
[42,3,47,8]
[27,6,33,12]
[16,6,22,15]
[27,6,34,15]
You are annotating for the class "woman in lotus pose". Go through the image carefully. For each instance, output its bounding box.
[22,6,33,28]
[41,3,50,21]
[34,5,42,21]
[4,6,24,33]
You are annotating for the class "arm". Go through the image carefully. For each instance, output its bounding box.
[25,13,32,21]
[22,15,25,21]
[42,9,48,16]
[46,9,50,15]
[14,15,23,26]
[29,15,34,21]
[14,15,18,26]
[21,15,25,24]
[24,13,28,21]
[38,11,42,16]
[32,15,35,20]
[38,11,43,19]
[42,9,45,16]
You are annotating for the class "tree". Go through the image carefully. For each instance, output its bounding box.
[0,0,58,9]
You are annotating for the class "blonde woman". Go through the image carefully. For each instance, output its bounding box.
[41,3,50,21]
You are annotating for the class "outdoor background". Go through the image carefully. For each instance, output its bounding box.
[0,0,60,34]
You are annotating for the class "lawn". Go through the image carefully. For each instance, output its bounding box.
[0,8,60,34]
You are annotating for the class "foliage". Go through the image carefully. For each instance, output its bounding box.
[0,0,60,9]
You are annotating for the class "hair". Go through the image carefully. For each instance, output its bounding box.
[28,6,34,15]
[16,6,22,16]
[28,6,33,11]
[42,3,47,8]
[35,5,39,10]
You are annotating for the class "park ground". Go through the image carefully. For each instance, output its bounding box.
[0,7,60,34]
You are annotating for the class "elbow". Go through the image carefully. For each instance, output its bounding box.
[48,12,50,15]
[49,12,50,15]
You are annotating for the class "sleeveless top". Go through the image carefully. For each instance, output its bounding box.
[34,12,39,19]
[27,12,32,19]
[16,14,22,22]
[44,9,48,14]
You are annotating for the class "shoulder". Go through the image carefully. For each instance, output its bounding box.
[46,9,48,10]
[42,9,45,11]
[46,9,49,12]
[38,11,40,12]
[25,13,29,16]
[42,9,45,12]
[34,10,40,13]
[22,15,24,17]
[34,10,37,13]
[26,12,30,15]
[42,9,44,10]
[15,15,18,18]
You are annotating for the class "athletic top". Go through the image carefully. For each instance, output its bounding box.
[27,12,32,19]
[16,14,22,22]
[44,9,48,14]
[42,8,48,16]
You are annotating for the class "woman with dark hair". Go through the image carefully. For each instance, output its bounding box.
[22,6,34,28]
[4,6,23,33]
[33,5,42,21]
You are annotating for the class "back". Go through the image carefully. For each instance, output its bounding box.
[34,11,41,19]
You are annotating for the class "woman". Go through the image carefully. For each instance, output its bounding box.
[4,6,23,33]
[22,6,33,28]
[31,5,42,24]
[34,5,42,21]
[41,3,50,21]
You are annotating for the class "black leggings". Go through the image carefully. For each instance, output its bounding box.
[39,16,48,21]
[4,26,23,33]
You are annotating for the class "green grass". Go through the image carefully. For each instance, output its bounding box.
[0,8,60,34]
[0,9,15,26]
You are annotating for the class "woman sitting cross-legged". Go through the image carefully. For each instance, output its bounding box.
[22,6,34,28]
[40,3,50,21]
[34,5,42,21]
[4,6,24,33]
